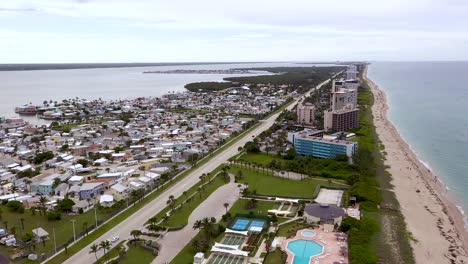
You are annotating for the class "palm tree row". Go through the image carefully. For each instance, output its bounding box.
[89,240,111,263]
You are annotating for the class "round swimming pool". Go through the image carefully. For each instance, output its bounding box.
[302,230,316,237]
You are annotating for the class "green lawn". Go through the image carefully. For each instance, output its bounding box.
[0,205,107,262]
[230,166,347,198]
[264,249,284,264]
[161,174,228,228]
[227,198,277,216]
[237,152,279,166]
[119,244,155,264]
[276,220,313,238]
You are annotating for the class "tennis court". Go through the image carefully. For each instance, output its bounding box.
[250,220,265,228]
[207,254,244,264]
[221,235,245,246]
[231,219,249,230]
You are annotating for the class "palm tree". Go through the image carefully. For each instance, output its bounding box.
[24,179,32,193]
[166,195,176,211]
[83,222,88,236]
[223,202,229,213]
[192,220,202,231]
[130,229,142,240]
[20,218,25,230]
[99,240,111,263]
[89,244,99,262]
[39,196,48,216]
[148,217,158,226]
[199,174,205,183]
[117,244,126,259]
[10,185,18,200]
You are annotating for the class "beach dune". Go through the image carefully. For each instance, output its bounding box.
[364,66,468,264]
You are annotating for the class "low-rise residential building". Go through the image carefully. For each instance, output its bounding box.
[79,182,105,200]
[31,180,55,195]
[110,183,128,201]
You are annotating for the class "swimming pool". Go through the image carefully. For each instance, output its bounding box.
[287,239,323,264]
[302,230,316,237]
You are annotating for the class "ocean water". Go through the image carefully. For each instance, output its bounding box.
[368,61,468,216]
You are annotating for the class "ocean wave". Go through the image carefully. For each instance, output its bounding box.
[456,205,468,230]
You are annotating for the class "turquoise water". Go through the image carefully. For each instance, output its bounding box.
[368,62,468,224]
[302,231,316,237]
[287,239,323,264]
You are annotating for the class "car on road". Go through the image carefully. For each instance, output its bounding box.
[110,236,119,243]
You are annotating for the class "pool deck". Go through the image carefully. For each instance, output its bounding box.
[280,227,348,264]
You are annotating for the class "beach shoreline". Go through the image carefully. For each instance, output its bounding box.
[363,66,468,264]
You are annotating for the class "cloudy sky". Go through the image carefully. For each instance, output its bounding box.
[1,0,467,63]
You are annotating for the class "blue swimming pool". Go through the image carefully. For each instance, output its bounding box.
[302,230,316,237]
[287,239,323,264]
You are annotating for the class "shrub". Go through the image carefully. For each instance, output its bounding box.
[339,217,361,232]
[7,200,24,212]
[47,211,61,221]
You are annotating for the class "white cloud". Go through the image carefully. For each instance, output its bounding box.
[0,0,467,62]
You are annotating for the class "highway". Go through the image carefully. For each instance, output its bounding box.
[60,77,333,264]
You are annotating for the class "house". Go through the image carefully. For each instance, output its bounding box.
[137,176,151,187]
[54,183,69,196]
[79,182,105,200]
[67,164,83,174]
[72,199,92,213]
[110,183,128,201]
[145,172,160,181]
[68,176,84,185]
[67,185,80,198]
[303,203,346,226]
[93,158,108,166]
[128,181,144,190]
[31,180,55,195]
[32,227,49,242]
[96,172,122,180]
[99,194,114,207]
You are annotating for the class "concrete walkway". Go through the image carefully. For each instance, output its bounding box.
[153,179,240,263]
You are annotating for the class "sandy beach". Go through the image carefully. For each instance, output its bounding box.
[363,66,468,263]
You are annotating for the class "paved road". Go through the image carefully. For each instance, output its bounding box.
[60,78,332,264]
[153,177,240,263]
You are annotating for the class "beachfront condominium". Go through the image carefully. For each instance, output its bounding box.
[297,103,315,125]
[323,69,360,132]
[288,130,357,162]
[346,65,358,80]
[324,107,360,132]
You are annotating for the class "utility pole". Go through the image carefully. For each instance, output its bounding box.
[53,226,57,253]
[94,206,98,228]
[70,220,76,242]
